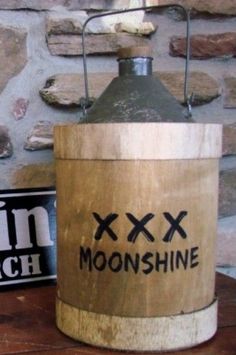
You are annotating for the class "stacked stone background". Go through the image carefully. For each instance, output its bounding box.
[0,0,235,277]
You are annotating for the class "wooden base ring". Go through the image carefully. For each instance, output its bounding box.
[56,297,218,351]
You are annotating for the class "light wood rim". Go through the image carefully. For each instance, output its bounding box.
[117,46,153,59]
[54,123,222,160]
[56,297,218,351]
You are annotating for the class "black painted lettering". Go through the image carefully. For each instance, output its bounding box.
[162,211,188,243]
[170,251,175,272]
[155,252,168,272]
[124,253,140,274]
[190,246,199,268]
[92,213,118,241]
[93,251,107,271]
[126,213,155,243]
[176,249,189,270]
[80,246,92,271]
[79,245,199,274]
[108,252,122,272]
[142,252,154,274]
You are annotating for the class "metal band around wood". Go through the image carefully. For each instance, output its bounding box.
[54,123,222,160]
[56,297,218,351]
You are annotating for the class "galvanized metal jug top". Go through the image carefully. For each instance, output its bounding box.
[81,46,189,124]
[118,46,153,77]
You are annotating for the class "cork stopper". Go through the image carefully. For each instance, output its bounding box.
[117,46,153,59]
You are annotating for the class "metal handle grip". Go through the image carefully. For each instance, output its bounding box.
[81,4,192,118]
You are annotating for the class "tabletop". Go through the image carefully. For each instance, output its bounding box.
[0,272,235,354]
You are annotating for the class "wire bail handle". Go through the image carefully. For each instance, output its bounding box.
[81,4,192,118]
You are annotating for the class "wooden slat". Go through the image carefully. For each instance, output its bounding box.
[56,297,218,351]
[56,159,219,317]
[0,273,235,354]
[54,123,222,160]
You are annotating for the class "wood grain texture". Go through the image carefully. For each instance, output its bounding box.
[0,273,235,354]
[54,121,221,351]
[54,123,222,160]
[56,297,217,351]
[117,46,153,59]
[56,159,219,317]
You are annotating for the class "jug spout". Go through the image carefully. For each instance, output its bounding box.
[81,46,189,123]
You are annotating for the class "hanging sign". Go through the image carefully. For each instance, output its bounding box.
[0,187,56,287]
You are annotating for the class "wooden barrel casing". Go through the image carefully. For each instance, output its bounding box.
[54,122,222,351]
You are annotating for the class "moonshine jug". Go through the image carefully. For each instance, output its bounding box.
[54,45,222,351]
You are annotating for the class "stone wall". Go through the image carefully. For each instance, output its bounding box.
[0,0,235,275]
